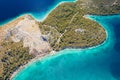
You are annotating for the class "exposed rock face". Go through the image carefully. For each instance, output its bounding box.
[1,15,51,56]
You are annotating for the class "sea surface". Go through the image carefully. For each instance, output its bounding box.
[0,0,75,25]
[12,14,120,80]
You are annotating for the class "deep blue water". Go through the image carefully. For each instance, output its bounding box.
[12,14,120,80]
[0,0,75,25]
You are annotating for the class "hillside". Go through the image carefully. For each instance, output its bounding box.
[0,0,120,79]
[42,0,120,50]
[0,15,51,79]
[42,0,106,50]
[80,0,120,14]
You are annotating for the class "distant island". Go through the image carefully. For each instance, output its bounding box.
[0,0,120,80]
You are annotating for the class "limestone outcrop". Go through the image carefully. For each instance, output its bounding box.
[0,15,51,56]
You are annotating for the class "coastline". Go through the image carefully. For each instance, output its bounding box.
[0,0,77,26]
[83,15,108,49]
[2,0,119,79]
[1,0,78,79]
[0,13,32,26]
[40,0,77,22]
[9,14,120,80]
[1,0,120,79]
[10,50,56,80]
[2,0,109,79]
[10,14,108,80]
[87,15,115,49]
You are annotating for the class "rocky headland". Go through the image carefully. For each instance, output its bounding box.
[2,0,120,79]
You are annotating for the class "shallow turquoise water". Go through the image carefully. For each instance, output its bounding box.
[12,14,120,80]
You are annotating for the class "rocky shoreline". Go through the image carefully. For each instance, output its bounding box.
[0,0,111,78]
[0,13,106,79]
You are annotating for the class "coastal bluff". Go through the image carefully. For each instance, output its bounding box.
[0,15,51,56]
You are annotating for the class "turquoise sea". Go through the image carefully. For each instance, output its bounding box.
[12,14,120,80]
[1,0,119,80]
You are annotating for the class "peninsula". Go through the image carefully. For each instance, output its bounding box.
[0,0,120,80]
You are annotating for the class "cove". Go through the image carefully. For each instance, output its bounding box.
[12,14,120,80]
[0,0,75,25]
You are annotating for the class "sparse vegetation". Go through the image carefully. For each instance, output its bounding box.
[41,0,108,50]
[0,0,120,79]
